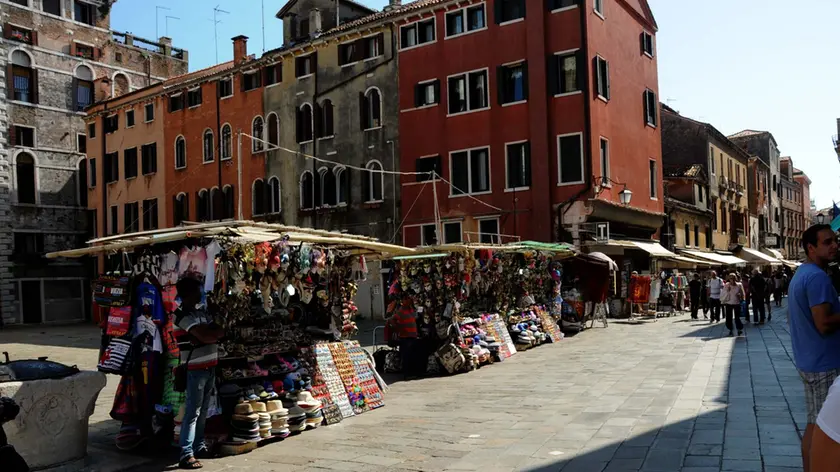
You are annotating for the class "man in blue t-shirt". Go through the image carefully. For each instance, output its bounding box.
[789,224,840,472]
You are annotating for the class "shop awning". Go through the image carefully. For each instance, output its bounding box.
[781,260,802,268]
[586,251,618,270]
[736,247,782,265]
[629,241,678,258]
[763,248,785,260]
[679,249,747,266]
[662,255,712,269]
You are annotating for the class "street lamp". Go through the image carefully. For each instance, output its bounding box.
[594,176,632,206]
[818,213,826,224]
[619,188,632,206]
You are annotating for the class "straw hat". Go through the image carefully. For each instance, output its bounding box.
[265,400,285,415]
[234,402,254,415]
[296,390,322,409]
[250,401,267,413]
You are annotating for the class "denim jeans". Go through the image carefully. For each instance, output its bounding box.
[180,368,215,460]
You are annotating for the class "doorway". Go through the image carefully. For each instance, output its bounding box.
[21,280,42,324]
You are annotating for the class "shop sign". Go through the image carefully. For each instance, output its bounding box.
[764,234,778,247]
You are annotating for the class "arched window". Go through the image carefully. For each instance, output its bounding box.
[296,103,313,143]
[252,116,264,152]
[197,189,209,221]
[318,99,334,138]
[223,185,234,219]
[175,136,186,169]
[267,112,279,147]
[173,192,189,226]
[15,153,36,204]
[362,88,381,130]
[74,64,94,111]
[203,129,214,162]
[221,124,232,160]
[112,73,130,97]
[320,167,336,206]
[210,187,223,220]
[252,179,266,216]
[268,176,281,214]
[364,160,383,202]
[300,171,314,209]
[11,50,35,104]
[77,158,87,207]
[335,166,348,205]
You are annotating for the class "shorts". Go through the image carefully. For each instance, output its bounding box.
[799,368,840,423]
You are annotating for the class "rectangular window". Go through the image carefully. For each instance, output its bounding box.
[141,143,157,175]
[447,69,489,114]
[125,109,135,127]
[444,221,462,243]
[169,93,184,112]
[446,4,485,37]
[74,43,94,60]
[104,152,118,183]
[14,125,34,147]
[77,134,86,153]
[698,184,703,203]
[124,202,139,233]
[496,0,524,23]
[644,89,657,126]
[685,224,690,246]
[264,64,281,86]
[109,205,118,235]
[123,147,138,179]
[142,199,158,230]
[709,146,715,173]
[88,122,96,139]
[416,155,442,182]
[296,54,314,78]
[43,0,61,15]
[641,31,654,57]
[550,52,580,95]
[12,65,33,103]
[649,159,657,198]
[506,141,531,189]
[218,77,233,98]
[88,158,96,187]
[478,218,500,244]
[498,62,527,104]
[74,0,95,25]
[450,147,490,195]
[414,80,439,107]
[243,71,261,91]
[400,19,435,49]
[104,114,118,134]
[599,138,610,180]
[420,224,438,246]
[13,232,43,258]
[363,34,384,59]
[187,88,202,107]
[547,0,577,11]
[8,25,34,45]
[594,0,604,16]
[557,133,584,185]
[144,103,155,122]
[595,56,610,100]
[339,41,360,66]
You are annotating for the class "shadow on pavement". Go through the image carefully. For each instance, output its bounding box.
[0,323,102,353]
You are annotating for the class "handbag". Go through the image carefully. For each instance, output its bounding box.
[173,349,194,393]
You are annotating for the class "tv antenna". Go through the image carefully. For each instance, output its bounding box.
[213,5,230,63]
[165,16,180,37]
[155,5,171,39]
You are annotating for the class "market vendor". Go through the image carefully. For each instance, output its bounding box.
[390,294,424,376]
[175,276,225,470]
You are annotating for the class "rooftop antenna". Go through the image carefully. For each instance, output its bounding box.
[165,15,180,37]
[155,5,171,39]
[213,5,230,63]
[261,0,266,54]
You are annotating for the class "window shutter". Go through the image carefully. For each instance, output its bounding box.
[494,0,503,23]
[6,64,12,99]
[521,61,529,100]
[31,31,38,46]
[312,52,318,73]
[313,102,322,138]
[547,55,559,96]
[72,78,79,112]
[575,49,585,92]
[69,42,76,57]
[3,23,10,40]
[95,48,103,60]
[325,104,333,135]
[592,57,599,98]
[520,0,526,19]
[640,32,645,54]
[31,70,38,104]
[604,60,610,99]
[643,90,649,124]
[216,79,221,98]
[414,83,422,107]
[496,66,505,105]
[359,92,368,130]
[433,79,441,103]
[295,107,302,142]
[240,74,246,92]
[377,34,385,55]
[352,40,363,62]
[9,125,16,147]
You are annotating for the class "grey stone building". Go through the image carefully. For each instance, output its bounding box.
[262,0,400,243]
[0,0,187,324]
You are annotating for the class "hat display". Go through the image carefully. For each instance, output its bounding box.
[234,402,254,415]
[296,390,322,410]
[265,400,286,415]
[231,413,260,423]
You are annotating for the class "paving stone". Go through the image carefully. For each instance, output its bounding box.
[720,459,763,471]
[683,455,721,467]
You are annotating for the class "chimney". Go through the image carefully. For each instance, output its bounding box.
[232,35,249,64]
[308,9,321,37]
[384,0,401,11]
[159,36,172,56]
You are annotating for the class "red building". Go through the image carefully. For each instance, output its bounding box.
[398,0,663,247]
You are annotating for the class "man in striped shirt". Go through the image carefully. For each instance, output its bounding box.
[175,277,224,469]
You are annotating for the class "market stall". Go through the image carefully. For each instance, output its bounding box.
[47,221,413,456]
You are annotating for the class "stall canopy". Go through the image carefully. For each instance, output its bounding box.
[781,260,802,268]
[661,255,712,269]
[679,249,747,267]
[737,247,781,265]
[763,248,784,260]
[586,252,619,270]
[629,241,678,258]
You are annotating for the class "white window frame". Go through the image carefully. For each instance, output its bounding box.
[334,165,348,206]
[364,86,383,130]
[599,137,610,183]
[266,112,280,146]
[595,55,609,102]
[504,139,530,191]
[550,0,579,14]
[553,48,582,97]
[299,102,314,144]
[76,133,86,153]
[144,102,155,123]
[202,128,215,163]
[174,135,186,170]
[642,31,654,58]
[416,79,439,108]
[243,70,260,91]
[399,18,437,52]
[363,32,384,61]
[296,54,315,80]
[267,176,281,214]
[252,178,265,216]
[365,160,385,203]
[443,220,463,244]
[649,159,657,200]
[221,123,233,160]
[444,3,487,39]
[557,132,584,186]
[299,170,314,209]
[251,115,265,153]
[448,146,491,197]
[594,0,604,19]
[644,88,657,127]
[446,67,490,117]
[185,87,201,109]
[219,76,234,99]
[419,223,438,246]
[476,216,501,244]
[125,108,135,128]
[13,150,39,205]
[12,124,36,148]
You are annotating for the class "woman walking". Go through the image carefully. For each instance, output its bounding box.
[721,272,745,337]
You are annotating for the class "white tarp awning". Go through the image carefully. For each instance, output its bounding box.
[737,247,782,265]
[763,248,785,260]
[629,241,678,258]
[680,250,748,266]
[587,252,619,270]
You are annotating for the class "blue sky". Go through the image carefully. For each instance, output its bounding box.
[111,0,840,209]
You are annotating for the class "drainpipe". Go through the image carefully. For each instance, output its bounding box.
[311,53,319,231]
[216,73,223,215]
[387,139,396,235]
[101,102,108,273]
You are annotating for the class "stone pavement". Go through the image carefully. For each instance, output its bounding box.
[0,300,807,472]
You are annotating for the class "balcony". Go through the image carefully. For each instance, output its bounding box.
[736,184,745,196]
